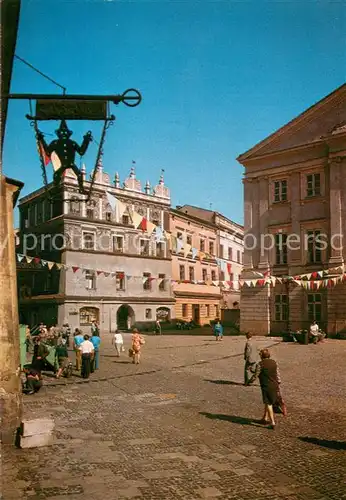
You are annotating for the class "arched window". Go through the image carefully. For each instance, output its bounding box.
[156,307,170,321]
[80,307,99,326]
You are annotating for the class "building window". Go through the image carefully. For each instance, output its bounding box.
[156,242,165,258]
[80,307,99,325]
[189,266,194,282]
[29,205,36,226]
[44,273,52,292]
[116,272,125,291]
[182,304,188,318]
[274,180,288,202]
[146,308,152,319]
[36,202,43,224]
[308,293,322,322]
[186,235,192,245]
[86,208,94,219]
[209,241,214,255]
[306,173,321,197]
[219,244,224,258]
[113,235,124,253]
[140,239,149,256]
[106,212,112,222]
[122,214,130,225]
[307,230,322,263]
[85,270,96,290]
[70,197,80,215]
[228,247,233,261]
[237,250,241,263]
[158,274,166,291]
[177,231,183,240]
[202,268,207,281]
[275,294,288,321]
[275,233,288,265]
[200,239,205,252]
[211,270,216,281]
[83,232,95,250]
[215,305,219,318]
[179,265,185,280]
[205,304,210,317]
[143,272,151,290]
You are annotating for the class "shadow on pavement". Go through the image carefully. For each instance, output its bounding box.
[200,412,258,426]
[299,437,346,450]
[204,379,244,386]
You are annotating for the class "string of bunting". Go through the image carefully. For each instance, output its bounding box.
[16,252,346,289]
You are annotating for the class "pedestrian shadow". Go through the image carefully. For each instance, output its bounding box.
[204,379,244,386]
[299,437,346,450]
[113,360,133,364]
[199,412,258,426]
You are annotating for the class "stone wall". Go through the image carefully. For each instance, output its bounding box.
[240,285,270,335]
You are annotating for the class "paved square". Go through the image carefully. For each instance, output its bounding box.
[3,335,346,499]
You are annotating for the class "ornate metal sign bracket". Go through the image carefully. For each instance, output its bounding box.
[5,88,141,201]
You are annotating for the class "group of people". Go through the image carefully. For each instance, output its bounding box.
[112,329,146,364]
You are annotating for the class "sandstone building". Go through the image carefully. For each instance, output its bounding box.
[238,84,346,335]
[176,205,243,311]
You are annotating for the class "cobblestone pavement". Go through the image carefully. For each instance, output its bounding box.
[3,335,346,500]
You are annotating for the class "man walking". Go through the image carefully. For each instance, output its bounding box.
[244,332,258,385]
[73,329,84,371]
[90,332,101,372]
[79,334,94,379]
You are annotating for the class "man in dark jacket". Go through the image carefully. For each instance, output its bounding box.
[244,332,259,385]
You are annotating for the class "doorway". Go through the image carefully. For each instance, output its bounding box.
[117,304,135,330]
[192,304,200,324]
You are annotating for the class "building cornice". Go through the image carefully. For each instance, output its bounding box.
[20,295,176,304]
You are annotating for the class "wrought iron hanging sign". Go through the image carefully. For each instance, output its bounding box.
[7,88,141,201]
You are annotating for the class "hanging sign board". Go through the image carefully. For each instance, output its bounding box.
[35,100,107,120]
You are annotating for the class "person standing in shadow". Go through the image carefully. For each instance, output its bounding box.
[244,333,259,385]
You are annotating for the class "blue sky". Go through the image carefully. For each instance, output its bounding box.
[4,0,346,225]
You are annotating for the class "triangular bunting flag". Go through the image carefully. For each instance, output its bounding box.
[96,270,103,276]
[155,226,164,242]
[17,254,24,262]
[177,238,184,253]
[192,248,198,259]
[184,244,192,257]
[72,266,79,273]
[33,257,41,264]
[56,263,63,270]
[147,220,156,236]
[103,272,110,277]
[139,217,148,231]
[131,211,144,229]
[106,191,117,213]
[41,260,48,266]
[47,261,55,270]
[199,251,206,261]
[26,256,33,264]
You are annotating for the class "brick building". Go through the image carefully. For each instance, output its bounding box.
[17,166,175,332]
[238,84,346,335]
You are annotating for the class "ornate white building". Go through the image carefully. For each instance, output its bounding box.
[17,165,175,332]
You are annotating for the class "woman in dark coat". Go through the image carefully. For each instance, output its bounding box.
[246,348,281,430]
